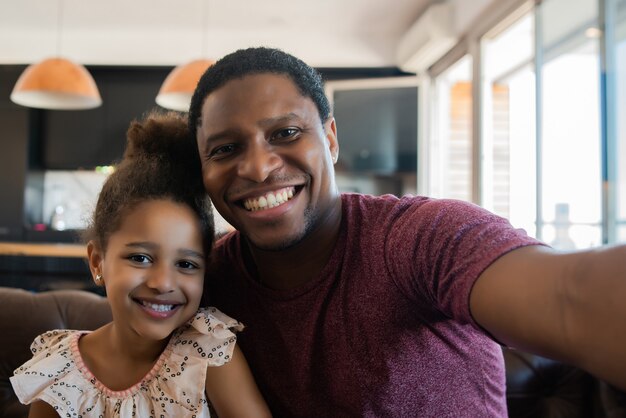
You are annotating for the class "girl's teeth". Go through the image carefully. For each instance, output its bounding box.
[141,301,174,312]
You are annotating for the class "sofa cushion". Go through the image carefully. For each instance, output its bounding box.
[0,287,111,418]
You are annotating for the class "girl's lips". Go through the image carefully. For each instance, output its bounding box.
[132,298,182,319]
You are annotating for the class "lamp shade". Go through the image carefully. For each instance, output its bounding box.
[156,59,214,112]
[10,57,102,110]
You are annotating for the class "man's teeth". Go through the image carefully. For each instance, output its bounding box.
[243,187,295,211]
[141,301,175,312]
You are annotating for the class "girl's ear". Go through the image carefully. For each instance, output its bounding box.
[87,240,105,285]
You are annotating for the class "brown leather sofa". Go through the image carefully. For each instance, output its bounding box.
[0,287,112,418]
[0,286,624,417]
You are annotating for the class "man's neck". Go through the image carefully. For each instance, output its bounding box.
[243,197,343,290]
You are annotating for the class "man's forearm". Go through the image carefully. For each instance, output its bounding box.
[561,244,626,390]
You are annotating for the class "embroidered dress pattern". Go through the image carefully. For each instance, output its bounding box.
[10,307,243,417]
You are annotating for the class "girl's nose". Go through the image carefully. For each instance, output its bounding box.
[145,265,175,293]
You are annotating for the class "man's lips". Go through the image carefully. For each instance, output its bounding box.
[231,185,303,212]
[241,186,296,211]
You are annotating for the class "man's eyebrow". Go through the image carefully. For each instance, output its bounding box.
[257,112,302,129]
[203,128,241,146]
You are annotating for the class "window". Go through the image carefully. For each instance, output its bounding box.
[429,55,473,201]
[538,0,602,249]
[481,9,537,236]
[425,0,624,246]
[613,0,626,241]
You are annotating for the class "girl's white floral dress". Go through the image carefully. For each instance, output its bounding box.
[10,307,243,417]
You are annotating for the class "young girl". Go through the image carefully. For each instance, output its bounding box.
[10,111,271,417]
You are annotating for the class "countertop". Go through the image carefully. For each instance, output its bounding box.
[0,242,86,258]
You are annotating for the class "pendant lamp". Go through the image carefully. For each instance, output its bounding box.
[155,59,213,112]
[11,57,102,110]
[10,0,101,110]
[156,0,213,112]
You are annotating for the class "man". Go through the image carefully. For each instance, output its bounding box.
[188,47,626,417]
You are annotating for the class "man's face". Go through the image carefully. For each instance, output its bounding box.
[196,73,339,251]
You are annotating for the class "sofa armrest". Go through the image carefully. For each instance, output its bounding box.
[504,347,626,418]
[0,287,111,418]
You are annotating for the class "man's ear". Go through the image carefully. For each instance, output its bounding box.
[87,240,104,285]
[325,117,339,164]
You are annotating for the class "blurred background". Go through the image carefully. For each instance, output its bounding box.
[0,0,625,290]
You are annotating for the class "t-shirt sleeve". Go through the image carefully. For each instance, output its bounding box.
[384,197,543,325]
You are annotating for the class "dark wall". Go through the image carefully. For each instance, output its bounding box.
[0,67,29,241]
[42,67,172,169]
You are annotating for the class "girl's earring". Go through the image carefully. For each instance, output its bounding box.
[94,274,103,284]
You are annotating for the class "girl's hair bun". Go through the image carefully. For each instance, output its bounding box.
[123,109,196,163]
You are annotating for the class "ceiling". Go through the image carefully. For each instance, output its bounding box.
[0,0,442,68]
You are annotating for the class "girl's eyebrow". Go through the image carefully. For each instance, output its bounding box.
[125,242,157,250]
[179,248,204,259]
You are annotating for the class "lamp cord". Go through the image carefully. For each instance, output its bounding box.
[56,0,64,57]
[202,0,208,57]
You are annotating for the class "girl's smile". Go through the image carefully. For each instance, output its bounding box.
[90,199,205,344]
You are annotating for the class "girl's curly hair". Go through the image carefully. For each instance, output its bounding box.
[84,109,214,255]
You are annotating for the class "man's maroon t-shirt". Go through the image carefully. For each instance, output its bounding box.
[206,193,541,417]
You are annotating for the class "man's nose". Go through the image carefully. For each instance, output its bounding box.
[237,141,282,183]
[145,265,175,293]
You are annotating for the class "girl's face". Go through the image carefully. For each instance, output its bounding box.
[89,199,205,343]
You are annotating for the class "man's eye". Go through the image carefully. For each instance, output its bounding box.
[128,254,151,264]
[271,128,300,142]
[209,144,236,159]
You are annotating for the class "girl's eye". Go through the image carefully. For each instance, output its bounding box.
[271,127,300,142]
[128,254,151,264]
[177,260,200,270]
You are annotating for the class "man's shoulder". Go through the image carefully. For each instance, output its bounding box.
[210,231,242,269]
[342,193,494,216]
[214,230,239,250]
[340,192,449,221]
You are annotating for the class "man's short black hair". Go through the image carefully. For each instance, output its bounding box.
[188,47,331,140]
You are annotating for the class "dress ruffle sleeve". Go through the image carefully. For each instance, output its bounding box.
[170,306,244,367]
[10,330,84,406]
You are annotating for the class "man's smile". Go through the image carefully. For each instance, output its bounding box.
[242,186,296,211]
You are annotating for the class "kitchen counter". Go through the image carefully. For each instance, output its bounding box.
[0,242,86,258]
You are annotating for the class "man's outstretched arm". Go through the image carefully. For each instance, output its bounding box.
[470,244,626,390]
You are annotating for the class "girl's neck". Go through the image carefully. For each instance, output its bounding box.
[106,322,169,362]
[79,322,171,391]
